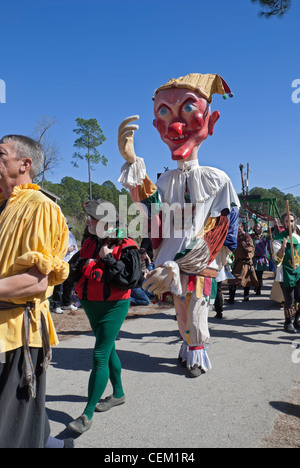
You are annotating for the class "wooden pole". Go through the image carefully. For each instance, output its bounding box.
[268,225,276,274]
[246,162,249,195]
[239,164,245,195]
[286,200,296,270]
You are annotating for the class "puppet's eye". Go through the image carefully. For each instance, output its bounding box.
[159,107,168,116]
[183,103,196,113]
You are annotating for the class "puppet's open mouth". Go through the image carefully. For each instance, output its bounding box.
[167,134,190,143]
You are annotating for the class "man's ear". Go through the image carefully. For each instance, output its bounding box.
[20,158,33,174]
[208,111,220,136]
[153,119,157,128]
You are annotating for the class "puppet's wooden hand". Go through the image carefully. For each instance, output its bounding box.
[118,115,139,164]
[142,267,173,295]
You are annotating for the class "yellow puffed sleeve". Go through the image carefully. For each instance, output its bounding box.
[10,198,69,286]
[0,185,70,351]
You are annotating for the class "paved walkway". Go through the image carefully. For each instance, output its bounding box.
[46,279,299,448]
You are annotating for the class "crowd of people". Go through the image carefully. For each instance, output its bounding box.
[53,212,300,338]
[213,215,300,335]
[1,71,299,448]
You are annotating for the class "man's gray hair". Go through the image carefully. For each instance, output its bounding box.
[0,135,44,179]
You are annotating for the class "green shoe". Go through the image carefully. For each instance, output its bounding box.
[68,414,92,434]
[95,395,125,412]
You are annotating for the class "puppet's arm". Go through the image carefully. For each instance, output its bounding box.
[118,115,157,205]
[118,116,179,293]
[118,115,139,164]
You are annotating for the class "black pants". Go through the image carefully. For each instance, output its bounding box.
[280,278,300,309]
[215,281,223,312]
[229,285,250,300]
[52,274,74,307]
[256,270,263,288]
[0,347,50,448]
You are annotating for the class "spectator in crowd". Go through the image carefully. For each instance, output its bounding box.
[52,225,79,313]
[68,200,142,434]
[228,225,259,303]
[273,211,300,333]
[251,220,270,296]
[140,238,155,271]
[0,135,70,448]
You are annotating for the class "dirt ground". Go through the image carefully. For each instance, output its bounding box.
[51,302,299,448]
[51,302,172,341]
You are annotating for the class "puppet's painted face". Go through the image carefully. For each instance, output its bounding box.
[153,88,219,160]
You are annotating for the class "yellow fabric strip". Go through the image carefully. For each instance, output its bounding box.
[196,276,205,299]
[138,174,157,201]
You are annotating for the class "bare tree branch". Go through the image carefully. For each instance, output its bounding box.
[32,115,62,186]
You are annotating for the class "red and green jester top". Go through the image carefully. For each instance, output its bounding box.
[75,235,143,302]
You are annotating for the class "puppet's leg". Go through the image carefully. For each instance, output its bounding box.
[174,294,190,364]
[175,291,211,376]
[186,291,212,373]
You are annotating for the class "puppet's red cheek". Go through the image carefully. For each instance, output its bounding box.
[190,113,204,130]
[156,119,167,135]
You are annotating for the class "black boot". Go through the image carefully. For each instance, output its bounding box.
[294,312,300,330]
[226,285,235,304]
[284,319,297,334]
[215,309,223,319]
[256,277,263,295]
[284,306,297,334]
[243,287,250,301]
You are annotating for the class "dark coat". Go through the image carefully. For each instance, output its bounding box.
[229,234,259,288]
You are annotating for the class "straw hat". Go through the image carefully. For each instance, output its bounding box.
[153,73,233,103]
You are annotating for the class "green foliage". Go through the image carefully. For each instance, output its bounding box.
[239,186,300,221]
[251,0,291,17]
[72,118,108,199]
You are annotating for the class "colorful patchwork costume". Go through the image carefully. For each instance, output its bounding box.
[118,73,240,376]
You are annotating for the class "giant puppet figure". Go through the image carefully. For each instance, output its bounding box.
[118,73,240,377]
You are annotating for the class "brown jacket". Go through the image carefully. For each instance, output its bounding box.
[229,234,259,288]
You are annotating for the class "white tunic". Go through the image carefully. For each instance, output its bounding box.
[119,157,240,268]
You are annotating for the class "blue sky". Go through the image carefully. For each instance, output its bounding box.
[1,0,300,197]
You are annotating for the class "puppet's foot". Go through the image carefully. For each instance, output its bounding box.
[186,345,212,373]
[187,366,205,378]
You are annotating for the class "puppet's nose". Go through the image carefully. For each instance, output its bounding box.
[168,122,185,138]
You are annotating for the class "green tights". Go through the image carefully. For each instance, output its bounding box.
[80,299,129,420]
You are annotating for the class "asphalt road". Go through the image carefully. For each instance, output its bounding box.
[46,278,299,449]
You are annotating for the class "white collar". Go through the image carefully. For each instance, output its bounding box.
[177,159,199,171]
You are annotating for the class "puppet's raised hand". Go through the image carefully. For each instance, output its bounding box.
[142,267,173,295]
[118,115,139,164]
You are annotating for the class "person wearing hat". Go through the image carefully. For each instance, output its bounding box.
[273,211,300,333]
[118,73,239,377]
[68,199,143,434]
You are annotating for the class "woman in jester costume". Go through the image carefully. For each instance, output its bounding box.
[118,73,240,377]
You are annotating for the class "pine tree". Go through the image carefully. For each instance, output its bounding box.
[251,0,291,17]
[72,118,107,200]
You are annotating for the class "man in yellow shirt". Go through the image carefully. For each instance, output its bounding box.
[0,135,70,448]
